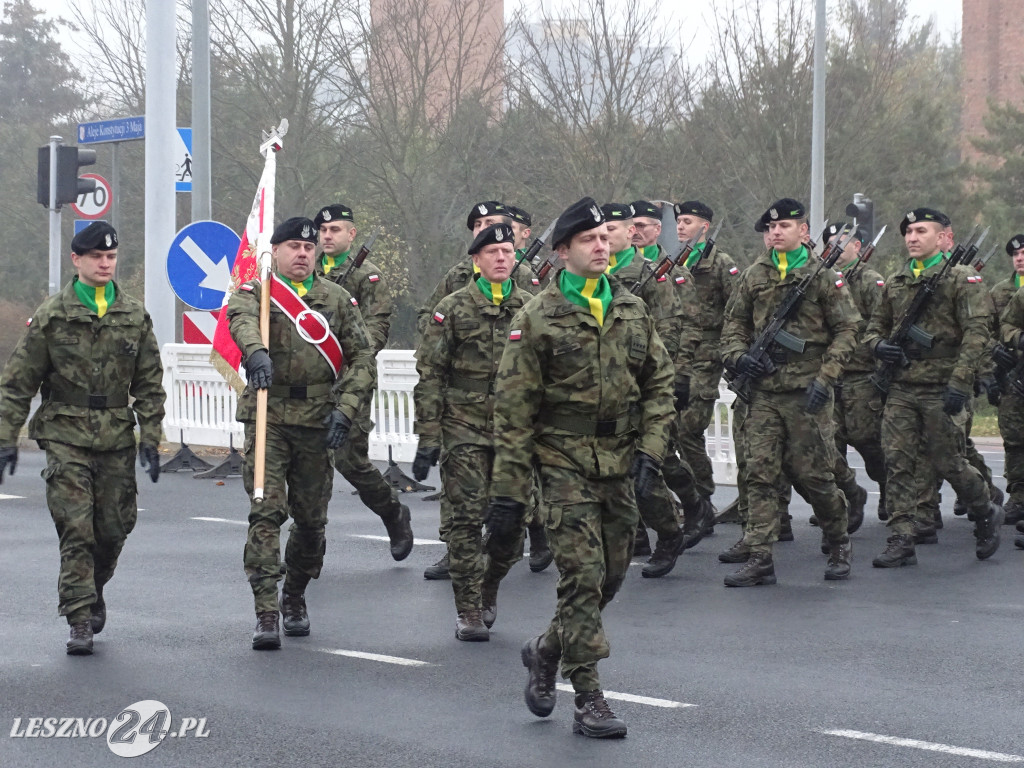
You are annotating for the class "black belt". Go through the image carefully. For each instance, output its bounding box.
[769,343,827,364]
[539,411,636,437]
[44,375,128,409]
[905,344,958,360]
[267,383,333,399]
[448,374,493,395]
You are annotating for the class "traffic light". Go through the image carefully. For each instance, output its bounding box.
[36,144,97,208]
[845,193,875,242]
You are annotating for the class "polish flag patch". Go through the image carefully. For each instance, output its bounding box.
[729,266,739,275]
[967,275,983,283]
[433,311,445,324]
[509,329,522,341]
[835,279,845,289]
[876,279,885,287]
[531,278,540,285]
[675,275,687,284]
[25,317,32,327]
[368,274,380,282]
[657,275,667,282]
[350,296,359,306]
[239,283,254,292]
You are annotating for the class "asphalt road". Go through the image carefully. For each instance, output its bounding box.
[0,444,1021,767]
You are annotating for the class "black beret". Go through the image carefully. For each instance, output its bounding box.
[552,197,605,249]
[899,207,950,236]
[313,204,353,228]
[754,219,768,233]
[600,202,634,221]
[468,223,515,255]
[71,221,118,254]
[270,217,318,245]
[1007,235,1024,255]
[505,205,532,227]
[757,198,806,230]
[630,199,661,220]
[822,222,849,246]
[673,200,713,222]
[466,200,507,230]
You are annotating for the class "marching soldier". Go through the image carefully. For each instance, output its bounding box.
[489,197,674,738]
[992,234,1024,526]
[864,208,1003,567]
[629,199,663,261]
[720,199,860,585]
[412,223,527,641]
[0,221,165,655]
[314,204,414,561]
[506,205,533,255]
[228,217,376,650]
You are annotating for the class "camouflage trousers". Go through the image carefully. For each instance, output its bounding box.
[999,387,1024,503]
[833,373,887,496]
[42,441,137,623]
[659,418,701,523]
[674,397,717,499]
[332,421,402,521]
[537,466,637,693]
[880,385,989,537]
[242,423,333,613]
[917,405,997,520]
[441,443,523,612]
[732,398,792,525]
[742,390,847,552]
[438,459,541,543]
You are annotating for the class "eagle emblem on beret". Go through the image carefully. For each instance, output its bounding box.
[495,228,504,241]
[769,208,778,220]
[590,205,601,222]
[627,205,635,216]
[322,209,331,221]
[105,234,113,247]
[301,224,312,238]
[478,204,488,216]
[1013,239,1021,249]
[906,211,916,223]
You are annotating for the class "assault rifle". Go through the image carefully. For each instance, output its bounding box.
[842,226,887,283]
[508,219,557,281]
[869,225,989,394]
[726,226,858,403]
[629,234,698,294]
[336,228,380,289]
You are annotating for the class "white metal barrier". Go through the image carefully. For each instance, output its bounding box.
[161,345,739,485]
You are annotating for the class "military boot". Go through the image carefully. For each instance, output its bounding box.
[66,622,94,656]
[1016,519,1024,534]
[521,636,559,717]
[933,508,943,529]
[953,498,969,517]
[382,503,414,561]
[991,486,1005,507]
[1002,499,1024,525]
[715,498,741,525]
[573,691,627,739]
[877,487,889,521]
[913,519,938,544]
[723,552,776,587]
[845,485,867,534]
[824,537,852,580]
[280,592,310,637]
[1015,533,1023,549]
[872,534,916,568]
[252,610,281,650]
[820,530,830,555]
[633,525,652,558]
[778,513,794,542]
[681,496,716,550]
[455,609,489,642]
[641,529,685,579]
[718,536,750,563]
[481,582,498,629]
[90,587,106,635]
[527,523,553,573]
[423,552,450,580]
[974,502,1004,561]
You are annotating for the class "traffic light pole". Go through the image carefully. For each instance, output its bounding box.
[48,135,62,296]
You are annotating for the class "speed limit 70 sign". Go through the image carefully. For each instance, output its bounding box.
[71,173,112,219]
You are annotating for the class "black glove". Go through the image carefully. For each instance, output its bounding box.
[0,445,18,484]
[874,339,904,365]
[992,343,1017,373]
[673,377,690,411]
[485,497,527,539]
[630,451,662,500]
[412,445,440,481]
[942,386,968,415]
[138,442,160,483]
[979,376,1001,406]
[804,380,830,414]
[245,349,273,390]
[736,353,768,379]
[323,410,351,449]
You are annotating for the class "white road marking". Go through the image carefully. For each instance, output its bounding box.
[316,648,434,667]
[191,516,247,525]
[820,729,1024,763]
[348,534,443,545]
[555,683,695,709]
[0,493,25,500]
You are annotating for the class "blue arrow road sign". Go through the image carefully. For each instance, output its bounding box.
[166,221,240,310]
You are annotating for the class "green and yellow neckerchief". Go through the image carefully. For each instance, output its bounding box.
[559,270,613,326]
[606,246,637,275]
[642,244,659,261]
[909,252,944,279]
[73,278,116,318]
[278,272,315,297]
[684,240,707,269]
[320,248,351,276]
[472,262,481,275]
[771,245,809,280]
[475,276,512,306]
[1014,272,1022,289]
[515,248,528,262]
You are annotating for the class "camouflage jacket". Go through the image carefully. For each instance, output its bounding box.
[417,255,541,336]
[317,255,391,355]
[990,274,1019,321]
[721,250,862,393]
[863,261,990,391]
[490,271,675,503]
[685,244,741,398]
[413,282,525,450]
[1000,285,1024,347]
[228,274,376,426]
[836,263,886,374]
[610,248,699,384]
[0,279,165,451]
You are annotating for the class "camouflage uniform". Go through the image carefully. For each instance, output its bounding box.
[863,261,992,538]
[491,273,674,692]
[414,283,526,613]
[0,280,165,622]
[228,275,375,613]
[721,251,861,554]
[317,255,408,535]
[999,285,1024,508]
